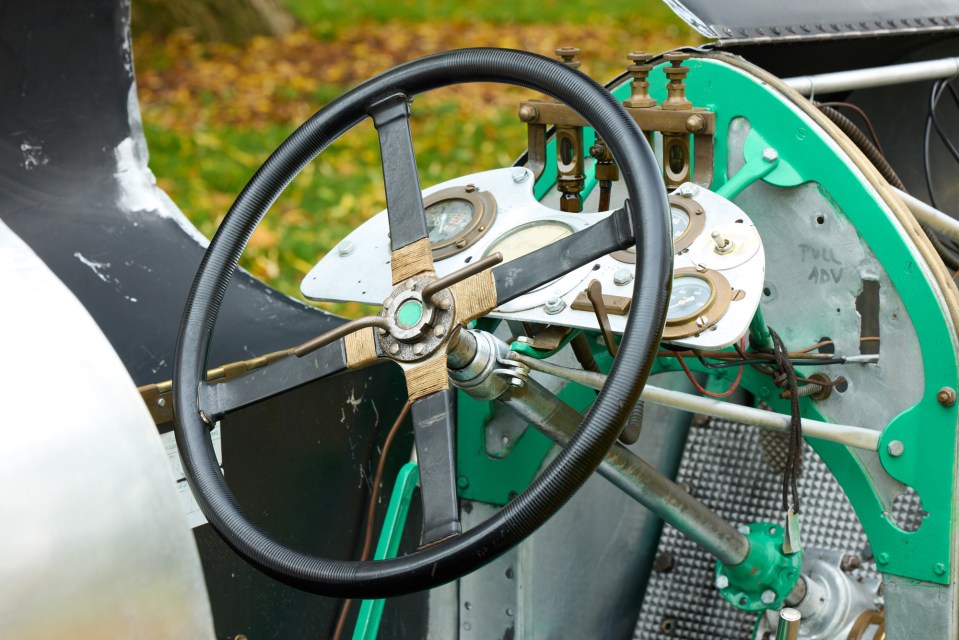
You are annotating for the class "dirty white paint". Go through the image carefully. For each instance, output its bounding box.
[74,252,113,284]
[19,142,48,171]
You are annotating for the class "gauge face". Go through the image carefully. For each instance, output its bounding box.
[671,204,690,241]
[426,198,475,243]
[667,275,713,322]
[485,221,574,264]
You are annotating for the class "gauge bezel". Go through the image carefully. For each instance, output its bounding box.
[482,219,575,264]
[612,194,706,263]
[663,266,732,340]
[424,185,497,260]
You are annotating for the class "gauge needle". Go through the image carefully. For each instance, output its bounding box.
[436,212,447,237]
[669,296,695,310]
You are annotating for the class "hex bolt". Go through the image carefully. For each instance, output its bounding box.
[676,182,699,198]
[715,575,729,589]
[937,386,956,407]
[389,343,400,355]
[434,325,447,338]
[544,296,567,315]
[377,327,387,336]
[887,440,905,457]
[877,552,890,565]
[518,103,539,122]
[412,343,425,356]
[613,268,634,286]
[761,590,777,605]
[685,113,706,133]
[438,298,451,311]
[405,279,416,290]
[337,240,356,257]
[840,554,862,572]
[511,167,529,183]
[935,562,947,576]
[762,147,779,163]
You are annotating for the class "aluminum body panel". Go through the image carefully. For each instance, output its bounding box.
[0,219,215,639]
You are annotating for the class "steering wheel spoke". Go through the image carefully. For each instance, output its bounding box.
[409,387,462,546]
[198,338,355,422]
[368,93,435,285]
[491,205,635,306]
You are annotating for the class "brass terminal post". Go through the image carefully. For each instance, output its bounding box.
[623,51,657,109]
[661,52,693,111]
[555,46,585,213]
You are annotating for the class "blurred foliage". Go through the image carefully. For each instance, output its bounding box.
[133,2,700,316]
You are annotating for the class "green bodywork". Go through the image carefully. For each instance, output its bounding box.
[456,56,958,588]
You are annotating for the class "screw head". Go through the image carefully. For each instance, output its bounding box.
[613,268,634,286]
[937,386,956,407]
[653,552,676,573]
[434,325,447,338]
[877,552,890,565]
[438,298,451,311]
[337,240,356,257]
[762,147,779,163]
[389,343,400,355]
[511,167,530,183]
[761,590,777,605]
[544,296,566,315]
[715,575,729,589]
[464,183,477,193]
[405,279,416,290]
[696,315,709,328]
[887,440,905,457]
[412,343,424,356]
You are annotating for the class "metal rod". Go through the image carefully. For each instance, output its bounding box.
[500,377,751,567]
[421,252,503,301]
[512,354,881,451]
[784,57,959,96]
[894,188,959,244]
[776,608,802,640]
[293,315,390,357]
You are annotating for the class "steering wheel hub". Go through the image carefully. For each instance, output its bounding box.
[378,274,455,361]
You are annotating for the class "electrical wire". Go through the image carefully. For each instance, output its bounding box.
[331,400,412,640]
[674,338,745,398]
[818,101,886,154]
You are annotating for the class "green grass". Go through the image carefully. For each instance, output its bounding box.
[285,0,680,32]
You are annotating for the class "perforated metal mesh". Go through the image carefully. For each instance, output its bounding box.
[633,419,920,639]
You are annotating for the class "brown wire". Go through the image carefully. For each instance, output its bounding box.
[818,101,886,155]
[331,400,413,640]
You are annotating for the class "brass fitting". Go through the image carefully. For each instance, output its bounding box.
[555,46,581,70]
[661,52,693,111]
[623,51,657,109]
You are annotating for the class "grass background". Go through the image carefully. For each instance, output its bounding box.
[133,1,697,316]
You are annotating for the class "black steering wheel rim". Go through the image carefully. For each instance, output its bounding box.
[173,47,672,598]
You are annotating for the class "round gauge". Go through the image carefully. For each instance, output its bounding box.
[484,220,574,264]
[422,186,497,260]
[611,195,705,263]
[426,198,474,243]
[671,204,690,241]
[662,267,733,341]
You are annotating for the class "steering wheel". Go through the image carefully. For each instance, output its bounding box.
[173,48,672,598]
